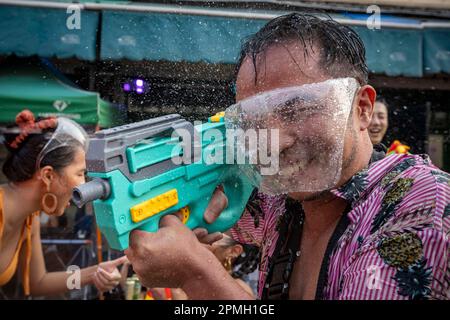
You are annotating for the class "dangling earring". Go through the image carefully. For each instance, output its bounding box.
[41,184,58,215]
[223,256,233,272]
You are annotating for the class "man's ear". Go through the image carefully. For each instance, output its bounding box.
[38,165,55,191]
[355,85,376,131]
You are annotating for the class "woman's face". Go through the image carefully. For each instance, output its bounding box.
[368,102,388,145]
[49,148,86,215]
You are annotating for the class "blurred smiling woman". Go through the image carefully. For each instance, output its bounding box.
[368,99,389,145]
[0,110,126,298]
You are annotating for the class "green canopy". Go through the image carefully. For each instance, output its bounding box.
[0,64,120,127]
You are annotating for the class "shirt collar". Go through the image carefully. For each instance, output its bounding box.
[330,152,413,207]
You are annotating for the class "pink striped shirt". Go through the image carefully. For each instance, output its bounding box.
[231,153,450,299]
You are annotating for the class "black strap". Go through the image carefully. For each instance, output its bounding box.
[314,205,351,300]
[262,198,303,300]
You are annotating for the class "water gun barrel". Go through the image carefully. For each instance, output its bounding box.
[72,179,111,208]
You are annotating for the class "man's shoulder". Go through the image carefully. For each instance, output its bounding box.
[367,153,450,236]
[386,153,450,199]
[339,154,450,300]
[375,153,449,190]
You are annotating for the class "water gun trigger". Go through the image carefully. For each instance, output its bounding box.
[178,206,190,225]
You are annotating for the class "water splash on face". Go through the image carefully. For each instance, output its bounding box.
[225,78,359,194]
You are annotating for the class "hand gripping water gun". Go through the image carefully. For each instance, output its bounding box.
[387,140,411,155]
[72,113,255,251]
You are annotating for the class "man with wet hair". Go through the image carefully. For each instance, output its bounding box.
[126,13,450,300]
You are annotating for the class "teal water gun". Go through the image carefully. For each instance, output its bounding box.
[72,113,255,251]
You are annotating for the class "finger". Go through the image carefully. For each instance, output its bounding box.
[93,273,101,288]
[97,268,114,283]
[99,267,122,282]
[97,268,121,287]
[93,274,102,292]
[94,273,117,292]
[109,256,129,268]
[193,228,208,239]
[128,229,150,251]
[93,272,108,292]
[173,210,184,222]
[159,214,184,228]
[204,186,228,224]
[199,232,223,245]
[110,269,122,281]
[101,256,129,273]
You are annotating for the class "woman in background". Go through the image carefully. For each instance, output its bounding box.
[0,110,126,298]
[368,99,410,154]
[368,99,389,145]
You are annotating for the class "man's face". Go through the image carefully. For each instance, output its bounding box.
[368,102,388,145]
[235,42,363,200]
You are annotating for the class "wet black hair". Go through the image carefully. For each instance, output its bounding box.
[235,12,369,86]
[2,127,82,183]
[375,97,389,109]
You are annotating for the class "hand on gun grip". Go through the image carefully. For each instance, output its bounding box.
[125,186,230,289]
[125,214,209,289]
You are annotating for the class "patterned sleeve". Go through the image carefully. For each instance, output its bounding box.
[338,167,450,300]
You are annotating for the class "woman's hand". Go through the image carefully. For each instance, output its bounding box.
[93,256,129,293]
